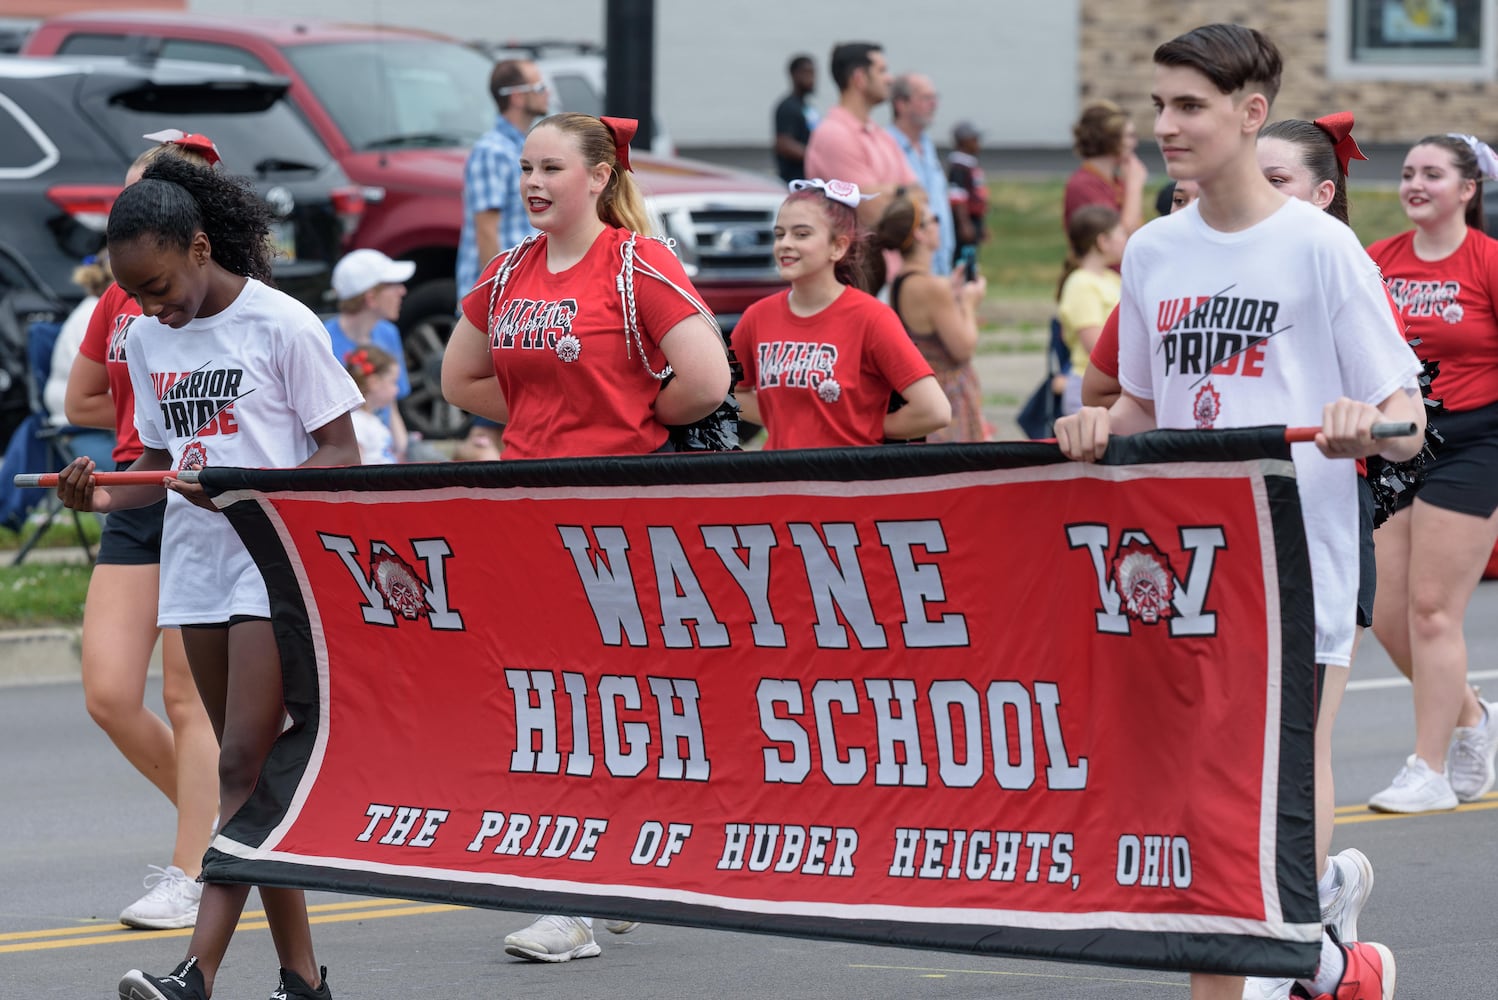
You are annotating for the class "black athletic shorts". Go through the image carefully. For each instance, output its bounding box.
[97,460,167,566]
[1395,399,1498,519]
[1356,474,1375,629]
[181,615,271,630]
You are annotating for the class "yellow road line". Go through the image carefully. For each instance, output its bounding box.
[1335,797,1498,824]
[0,901,465,955]
[849,963,1187,988]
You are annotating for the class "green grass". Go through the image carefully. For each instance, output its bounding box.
[0,514,103,552]
[0,561,90,627]
[975,178,1411,322]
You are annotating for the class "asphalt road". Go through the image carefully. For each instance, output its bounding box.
[3,591,1497,998]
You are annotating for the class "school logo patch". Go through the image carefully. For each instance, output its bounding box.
[179,440,208,471]
[370,550,430,620]
[1109,539,1176,625]
[1067,524,1225,637]
[318,534,466,631]
[1192,383,1221,430]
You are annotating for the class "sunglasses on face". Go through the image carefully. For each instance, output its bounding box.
[497,81,548,96]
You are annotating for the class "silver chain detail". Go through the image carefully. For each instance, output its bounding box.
[480,230,721,381]
[617,233,722,381]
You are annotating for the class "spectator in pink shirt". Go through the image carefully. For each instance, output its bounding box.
[804,41,916,228]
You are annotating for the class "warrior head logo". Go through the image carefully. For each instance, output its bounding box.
[1192,382,1221,430]
[370,551,430,620]
[1109,539,1177,624]
[179,440,208,471]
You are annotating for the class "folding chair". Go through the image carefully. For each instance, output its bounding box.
[7,318,108,565]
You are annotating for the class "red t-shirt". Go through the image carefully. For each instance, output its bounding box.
[1367,228,1498,412]
[731,287,934,450]
[459,227,707,460]
[1063,165,1121,230]
[1087,304,1122,378]
[76,282,145,463]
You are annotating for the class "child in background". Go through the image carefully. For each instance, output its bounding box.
[344,345,401,465]
[325,249,415,461]
[946,120,989,267]
[1055,204,1125,414]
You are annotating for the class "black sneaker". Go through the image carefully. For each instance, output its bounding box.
[119,957,208,1000]
[270,965,330,1000]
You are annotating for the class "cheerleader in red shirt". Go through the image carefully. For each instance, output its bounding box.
[443,113,730,461]
[1365,133,1498,814]
[731,179,950,449]
[441,112,730,963]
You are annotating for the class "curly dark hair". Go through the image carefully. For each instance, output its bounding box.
[106,155,275,283]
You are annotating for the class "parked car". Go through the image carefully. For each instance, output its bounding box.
[0,55,364,320]
[26,14,787,438]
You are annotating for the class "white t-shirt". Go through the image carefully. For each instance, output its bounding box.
[128,279,363,626]
[352,408,396,465]
[1118,197,1421,667]
[44,295,97,423]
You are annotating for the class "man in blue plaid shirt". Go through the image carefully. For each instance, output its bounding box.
[456,59,549,306]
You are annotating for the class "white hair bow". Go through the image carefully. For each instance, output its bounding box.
[1447,133,1498,181]
[788,178,878,209]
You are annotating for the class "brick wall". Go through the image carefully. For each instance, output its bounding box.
[1080,1,1498,143]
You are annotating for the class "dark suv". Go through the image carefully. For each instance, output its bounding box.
[0,55,364,317]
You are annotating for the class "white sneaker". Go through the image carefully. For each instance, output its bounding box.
[1447,697,1498,802]
[502,915,601,963]
[1368,755,1458,813]
[1321,848,1374,943]
[118,864,202,930]
[602,919,640,935]
[1241,975,1292,999]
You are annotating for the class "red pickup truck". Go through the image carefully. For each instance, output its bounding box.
[26,13,786,437]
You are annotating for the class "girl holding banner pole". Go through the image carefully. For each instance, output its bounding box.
[61,134,222,934]
[53,155,363,1000]
[441,112,730,960]
[1363,133,1498,814]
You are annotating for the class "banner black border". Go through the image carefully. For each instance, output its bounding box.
[202,427,1320,977]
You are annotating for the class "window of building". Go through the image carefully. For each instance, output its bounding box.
[1330,0,1496,78]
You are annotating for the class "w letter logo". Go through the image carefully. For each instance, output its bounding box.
[319,534,466,631]
[1066,525,1225,637]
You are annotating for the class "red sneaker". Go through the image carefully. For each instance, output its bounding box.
[1292,939,1396,1000]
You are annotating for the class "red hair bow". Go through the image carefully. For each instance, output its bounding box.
[599,116,637,173]
[344,348,375,377]
[1313,112,1367,177]
[142,128,222,166]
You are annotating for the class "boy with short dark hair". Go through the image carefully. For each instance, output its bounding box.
[1055,22,1421,1000]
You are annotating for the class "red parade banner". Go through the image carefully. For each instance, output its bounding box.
[198,429,1320,977]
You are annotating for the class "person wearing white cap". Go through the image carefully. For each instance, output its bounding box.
[325,249,417,460]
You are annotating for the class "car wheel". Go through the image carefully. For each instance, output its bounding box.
[396,278,470,440]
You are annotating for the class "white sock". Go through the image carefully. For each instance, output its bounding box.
[1302,931,1345,995]
[1317,861,1341,909]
